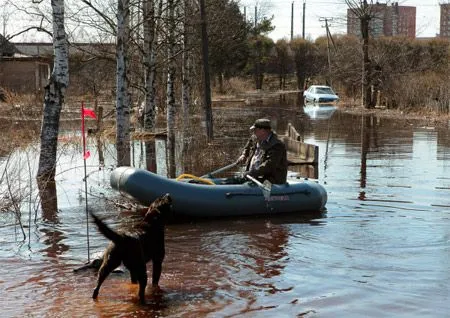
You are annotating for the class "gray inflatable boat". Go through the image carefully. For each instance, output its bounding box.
[110,166,327,218]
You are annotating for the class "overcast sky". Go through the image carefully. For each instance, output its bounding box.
[0,0,444,42]
[241,0,443,41]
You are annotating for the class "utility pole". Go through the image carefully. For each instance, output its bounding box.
[302,0,306,39]
[319,17,333,86]
[254,6,257,30]
[291,2,294,41]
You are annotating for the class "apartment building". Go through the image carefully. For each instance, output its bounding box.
[441,3,450,38]
[347,2,416,38]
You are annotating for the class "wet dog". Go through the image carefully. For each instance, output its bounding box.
[90,193,171,303]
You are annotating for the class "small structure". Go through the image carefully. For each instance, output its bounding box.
[281,123,319,179]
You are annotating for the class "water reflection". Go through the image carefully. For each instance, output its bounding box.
[1,94,450,316]
[303,104,337,120]
[38,179,58,222]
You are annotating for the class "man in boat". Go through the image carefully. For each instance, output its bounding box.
[237,118,288,184]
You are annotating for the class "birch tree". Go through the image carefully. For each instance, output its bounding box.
[116,0,131,166]
[37,0,69,182]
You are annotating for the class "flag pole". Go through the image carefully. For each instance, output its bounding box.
[81,101,91,262]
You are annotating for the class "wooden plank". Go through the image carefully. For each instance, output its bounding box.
[281,123,318,165]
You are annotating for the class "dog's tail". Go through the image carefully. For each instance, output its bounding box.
[89,210,122,244]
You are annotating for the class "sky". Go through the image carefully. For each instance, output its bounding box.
[240,0,444,41]
[0,0,444,42]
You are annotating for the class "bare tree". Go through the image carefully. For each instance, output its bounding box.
[181,0,193,131]
[274,39,290,90]
[290,37,316,91]
[116,0,131,166]
[37,0,69,181]
[166,0,176,177]
[199,0,213,141]
[345,0,385,108]
[142,0,159,131]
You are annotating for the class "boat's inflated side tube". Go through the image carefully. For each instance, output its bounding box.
[110,167,328,217]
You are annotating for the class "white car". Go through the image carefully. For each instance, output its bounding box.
[303,85,339,104]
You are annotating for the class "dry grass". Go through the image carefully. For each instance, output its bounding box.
[211,77,255,99]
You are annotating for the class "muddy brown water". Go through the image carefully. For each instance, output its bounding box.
[1,94,449,317]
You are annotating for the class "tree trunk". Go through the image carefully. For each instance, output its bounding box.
[255,39,262,90]
[360,1,372,109]
[37,0,69,182]
[166,0,176,178]
[199,0,213,141]
[182,0,191,133]
[361,18,371,108]
[143,0,157,131]
[116,0,131,166]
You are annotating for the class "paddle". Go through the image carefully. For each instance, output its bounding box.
[201,161,239,178]
[245,174,272,200]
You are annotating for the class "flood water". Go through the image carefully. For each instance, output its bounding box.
[1,94,449,317]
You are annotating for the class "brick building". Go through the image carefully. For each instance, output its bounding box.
[347,2,416,38]
[441,3,450,38]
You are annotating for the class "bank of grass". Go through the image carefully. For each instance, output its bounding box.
[212,75,450,124]
[0,72,449,126]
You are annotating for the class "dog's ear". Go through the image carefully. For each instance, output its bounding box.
[144,207,160,222]
[144,193,172,222]
[162,193,171,203]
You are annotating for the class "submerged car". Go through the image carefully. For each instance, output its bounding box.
[303,85,339,104]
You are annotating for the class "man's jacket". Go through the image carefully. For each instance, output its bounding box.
[241,132,288,184]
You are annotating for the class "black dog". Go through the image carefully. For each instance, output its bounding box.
[90,193,171,303]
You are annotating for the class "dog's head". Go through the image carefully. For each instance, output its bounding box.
[143,193,172,223]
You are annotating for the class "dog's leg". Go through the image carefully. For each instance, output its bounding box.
[130,271,138,284]
[151,258,163,287]
[136,264,148,304]
[92,257,121,299]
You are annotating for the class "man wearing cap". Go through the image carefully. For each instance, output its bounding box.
[237,118,288,184]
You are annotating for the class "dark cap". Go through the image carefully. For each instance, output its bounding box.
[250,118,271,130]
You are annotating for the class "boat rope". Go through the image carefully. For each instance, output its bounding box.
[175,174,215,185]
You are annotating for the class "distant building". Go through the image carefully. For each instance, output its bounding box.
[0,36,51,94]
[441,3,450,38]
[0,34,17,57]
[347,2,416,38]
[0,41,115,95]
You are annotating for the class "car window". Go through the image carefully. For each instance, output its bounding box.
[317,87,334,94]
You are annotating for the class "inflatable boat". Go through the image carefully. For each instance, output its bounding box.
[110,166,327,218]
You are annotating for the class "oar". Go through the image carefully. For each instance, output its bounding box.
[245,174,272,200]
[201,161,239,178]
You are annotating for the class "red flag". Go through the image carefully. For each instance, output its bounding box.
[82,107,97,119]
[83,150,91,160]
[81,102,96,160]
